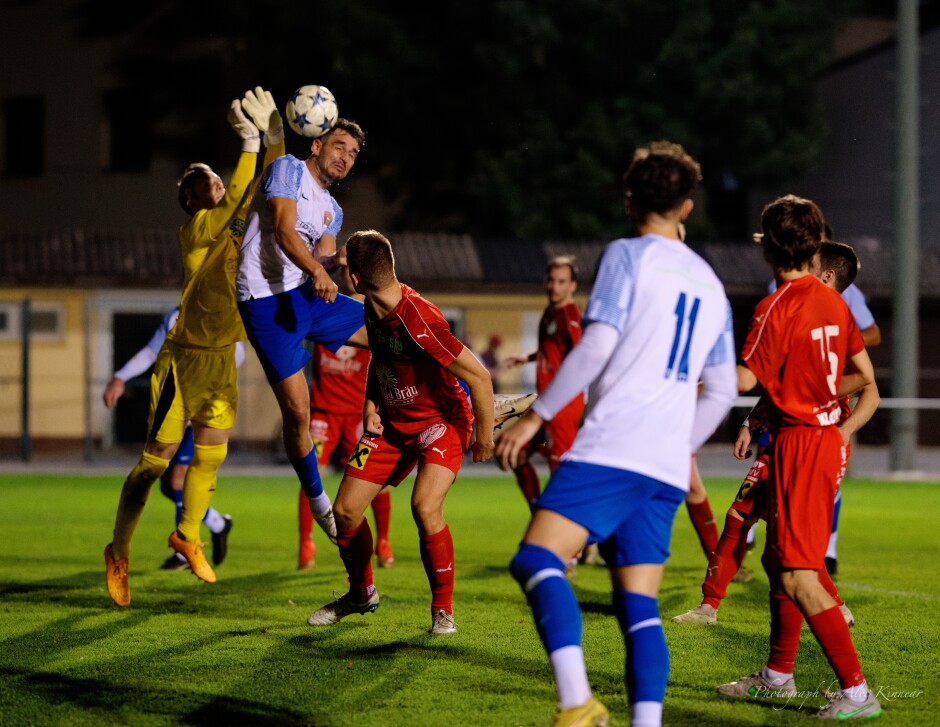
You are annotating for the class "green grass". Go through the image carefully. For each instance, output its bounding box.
[0,471,937,725]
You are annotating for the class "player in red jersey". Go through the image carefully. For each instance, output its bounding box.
[717,196,881,720]
[299,261,395,571]
[674,241,880,627]
[307,229,495,635]
[505,256,585,508]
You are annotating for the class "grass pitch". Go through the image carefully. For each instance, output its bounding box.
[0,470,937,725]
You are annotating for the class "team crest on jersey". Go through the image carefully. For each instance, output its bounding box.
[334,346,356,361]
[388,335,403,354]
[228,218,246,239]
[323,210,334,228]
[546,320,557,335]
[418,422,448,450]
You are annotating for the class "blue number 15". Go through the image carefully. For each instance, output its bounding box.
[666,292,700,380]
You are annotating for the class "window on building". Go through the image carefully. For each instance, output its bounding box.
[104,89,151,172]
[2,95,44,178]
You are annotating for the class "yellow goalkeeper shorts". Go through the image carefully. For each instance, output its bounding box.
[147,340,238,443]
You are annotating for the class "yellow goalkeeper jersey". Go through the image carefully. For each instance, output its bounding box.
[169,141,284,348]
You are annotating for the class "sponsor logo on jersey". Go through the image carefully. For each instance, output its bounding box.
[229,218,246,239]
[348,442,373,470]
[311,437,325,459]
[376,363,417,405]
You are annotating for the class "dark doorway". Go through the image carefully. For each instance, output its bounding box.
[111,312,164,444]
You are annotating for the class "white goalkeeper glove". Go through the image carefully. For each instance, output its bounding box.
[241,86,284,147]
[227,100,261,153]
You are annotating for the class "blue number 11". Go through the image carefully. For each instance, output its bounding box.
[666,292,700,380]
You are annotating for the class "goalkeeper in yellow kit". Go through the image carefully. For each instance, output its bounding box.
[105,88,286,607]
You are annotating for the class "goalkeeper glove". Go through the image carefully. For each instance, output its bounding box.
[241,86,284,147]
[227,100,261,153]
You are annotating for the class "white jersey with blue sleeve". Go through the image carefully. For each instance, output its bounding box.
[236,154,340,301]
[562,234,735,490]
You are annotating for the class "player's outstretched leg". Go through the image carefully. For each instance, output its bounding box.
[106,451,171,606]
[293,450,337,544]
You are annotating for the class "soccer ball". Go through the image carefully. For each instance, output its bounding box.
[285,85,338,138]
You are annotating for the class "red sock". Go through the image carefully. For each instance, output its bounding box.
[687,497,719,557]
[702,513,745,609]
[514,462,541,509]
[371,490,392,543]
[298,487,313,543]
[337,520,375,601]
[420,525,455,613]
[818,568,844,607]
[807,606,865,689]
[767,592,804,674]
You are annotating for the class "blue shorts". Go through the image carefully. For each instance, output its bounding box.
[170,425,195,466]
[536,460,685,566]
[239,280,365,385]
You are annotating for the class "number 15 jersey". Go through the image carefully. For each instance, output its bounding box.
[564,233,735,490]
[741,275,864,429]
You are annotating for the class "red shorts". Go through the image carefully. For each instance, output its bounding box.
[766,426,846,569]
[310,410,363,465]
[730,452,771,521]
[343,419,471,487]
[527,399,582,471]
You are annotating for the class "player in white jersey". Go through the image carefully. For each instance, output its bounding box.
[497,141,738,727]
[237,119,369,547]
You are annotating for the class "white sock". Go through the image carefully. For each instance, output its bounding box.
[203,507,226,533]
[309,492,332,516]
[826,531,838,560]
[632,701,663,727]
[746,524,756,545]
[844,681,868,702]
[549,645,592,709]
[762,665,793,686]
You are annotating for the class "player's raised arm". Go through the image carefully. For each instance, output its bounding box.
[241,86,286,171]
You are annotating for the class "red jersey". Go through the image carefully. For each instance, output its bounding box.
[310,345,371,416]
[536,301,583,394]
[741,275,864,428]
[365,284,473,437]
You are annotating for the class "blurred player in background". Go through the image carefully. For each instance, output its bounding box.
[498,141,737,727]
[301,258,395,571]
[307,229,494,635]
[236,117,368,550]
[504,256,584,510]
[718,195,880,720]
[673,241,879,627]
[103,306,240,570]
[105,88,285,606]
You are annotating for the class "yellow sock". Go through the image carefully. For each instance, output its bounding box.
[178,442,227,543]
[112,450,170,559]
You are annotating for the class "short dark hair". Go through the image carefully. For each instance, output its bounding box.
[345,229,396,290]
[819,240,860,293]
[177,163,213,216]
[622,141,702,220]
[547,255,578,282]
[324,118,366,149]
[757,194,825,271]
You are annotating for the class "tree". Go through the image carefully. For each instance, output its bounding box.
[72,0,853,240]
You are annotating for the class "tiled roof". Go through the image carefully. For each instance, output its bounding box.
[2,228,937,298]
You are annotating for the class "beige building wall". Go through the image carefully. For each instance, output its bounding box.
[0,287,589,453]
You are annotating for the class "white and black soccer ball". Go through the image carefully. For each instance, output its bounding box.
[285,85,338,138]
